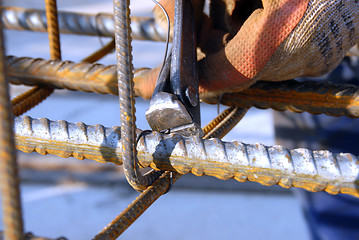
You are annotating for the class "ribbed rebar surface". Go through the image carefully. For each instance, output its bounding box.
[45,0,61,60]
[93,171,180,240]
[0,2,24,238]
[93,102,240,238]
[203,107,248,139]
[114,0,160,192]
[7,55,119,95]
[7,56,359,118]
[10,0,62,120]
[14,116,359,198]
[215,80,359,118]
[1,7,167,41]
[11,86,53,116]
[81,38,115,63]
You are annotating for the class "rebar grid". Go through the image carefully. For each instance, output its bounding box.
[1,7,167,41]
[6,56,359,118]
[9,0,62,120]
[0,1,24,238]
[3,0,359,238]
[93,105,242,238]
[114,0,161,192]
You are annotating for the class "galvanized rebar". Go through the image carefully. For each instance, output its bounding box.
[1,7,167,41]
[0,1,24,238]
[14,116,359,197]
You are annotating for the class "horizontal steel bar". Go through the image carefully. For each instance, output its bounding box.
[14,116,359,197]
[7,55,151,96]
[8,56,359,118]
[209,80,359,118]
[2,6,167,41]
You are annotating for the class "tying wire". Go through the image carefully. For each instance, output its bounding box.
[151,0,170,79]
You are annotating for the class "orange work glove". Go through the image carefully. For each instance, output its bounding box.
[135,0,359,100]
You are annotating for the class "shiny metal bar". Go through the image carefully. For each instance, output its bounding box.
[14,116,359,198]
[2,7,167,41]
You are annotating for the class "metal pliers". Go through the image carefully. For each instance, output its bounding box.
[146,0,203,137]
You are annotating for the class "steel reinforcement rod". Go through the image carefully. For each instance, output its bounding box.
[1,6,167,41]
[204,80,359,118]
[0,1,24,239]
[9,0,62,118]
[93,104,243,238]
[11,39,115,116]
[7,55,359,118]
[114,0,160,192]
[14,115,359,198]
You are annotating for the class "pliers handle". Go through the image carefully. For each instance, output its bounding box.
[146,0,202,137]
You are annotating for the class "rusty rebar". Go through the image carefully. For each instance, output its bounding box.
[9,0,62,118]
[45,0,61,60]
[203,106,248,139]
[93,103,241,239]
[81,38,115,63]
[212,80,359,118]
[1,7,167,41]
[114,0,161,192]
[14,116,359,197]
[11,86,53,116]
[10,40,114,116]
[0,1,24,238]
[93,171,180,239]
[7,57,359,118]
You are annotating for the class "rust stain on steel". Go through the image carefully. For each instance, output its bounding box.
[7,56,119,95]
[93,172,180,239]
[13,116,359,198]
[0,3,24,238]
[10,0,62,117]
[7,57,359,118]
[94,99,236,238]
[11,86,53,116]
[211,80,359,118]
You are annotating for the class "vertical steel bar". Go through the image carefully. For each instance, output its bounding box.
[0,0,24,238]
[93,105,243,239]
[45,0,61,60]
[114,0,160,192]
[9,0,62,117]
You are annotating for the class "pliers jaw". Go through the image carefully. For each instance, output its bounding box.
[146,0,203,137]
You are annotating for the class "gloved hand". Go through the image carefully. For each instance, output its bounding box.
[134,0,359,100]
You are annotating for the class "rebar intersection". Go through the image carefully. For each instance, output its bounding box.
[1,0,359,239]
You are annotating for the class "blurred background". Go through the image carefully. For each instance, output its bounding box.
[0,0,309,239]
